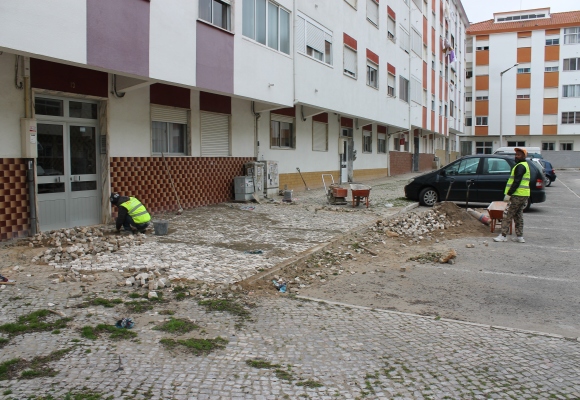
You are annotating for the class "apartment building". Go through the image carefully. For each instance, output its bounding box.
[0,0,467,240]
[463,8,580,160]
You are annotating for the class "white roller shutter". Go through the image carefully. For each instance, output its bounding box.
[271,114,294,124]
[378,133,386,140]
[296,16,306,53]
[201,112,230,157]
[367,0,379,26]
[312,122,327,151]
[306,22,325,53]
[344,46,357,77]
[400,27,410,53]
[151,105,188,124]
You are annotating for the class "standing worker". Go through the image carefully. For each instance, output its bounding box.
[494,148,530,243]
[110,193,151,234]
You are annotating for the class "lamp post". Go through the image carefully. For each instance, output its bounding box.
[499,63,519,148]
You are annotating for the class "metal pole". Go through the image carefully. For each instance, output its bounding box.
[499,74,503,148]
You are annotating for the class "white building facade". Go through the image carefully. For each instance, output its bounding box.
[0,0,467,239]
[463,8,580,160]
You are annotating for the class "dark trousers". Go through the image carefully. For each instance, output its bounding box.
[122,214,150,232]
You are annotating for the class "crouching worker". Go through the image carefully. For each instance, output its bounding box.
[110,193,151,234]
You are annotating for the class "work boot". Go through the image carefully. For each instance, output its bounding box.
[493,234,508,242]
[512,236,525,243]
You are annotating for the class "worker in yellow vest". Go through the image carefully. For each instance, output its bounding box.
[494,148,530,243]
[110,193,151,234]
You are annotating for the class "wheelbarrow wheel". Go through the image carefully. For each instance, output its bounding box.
[419,187,439,207]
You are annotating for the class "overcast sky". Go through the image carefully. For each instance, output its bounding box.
[461,0,579,24]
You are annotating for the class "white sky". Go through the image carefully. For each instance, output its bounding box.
[461,0,579,24]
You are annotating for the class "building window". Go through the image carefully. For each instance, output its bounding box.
[542,142,555,151]
[475,141,493,154]
[450,100,454,117]
[200,0,231,31]
[270,115,295,149]
[563,27,580,45]
[466,117,472,126]
[343,46,357,78]
[296,15,332,64]
[465,93,472,102]
[516,94,530,99]
[431,59,435,69]
[517,67,531,74]
[563,58,580,71]
[562,111,580,124]
[312,121,328,151]
[399,76,409,102]
[546,38,560,46]
[367,0,379,26]
[367,62,378,88]
[561,142,573,151]
[476,116,488,126]
[411,77,422,104]
[476,96,488,101]
[431,94,435,110]
[563,84,580,98]
[387,17,396,42]
[344,0,357,8]
[476,46,489,51]
[377,133,386,153]
[243,0,290,54]
[387,73,396,97]
[466,70,473,79]
[151,106,188,155]
[362,127,372,153]
[545,66,559,72]
[411,28,422,55]
[507,141,525,147]
[400,27,410,53]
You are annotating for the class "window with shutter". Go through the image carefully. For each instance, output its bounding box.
[151,105,188,155]
[201,112,230,156]
[377,133,386,153]
[399,76,409,102]
[387,17,396,42]
[387,73,396,97]
[297,13,333,65]
[344,46,357,78]
[362,128,372,153]
[411,76,422,104]
[400,27,410,53]
[411,29,422,55]
[271,114,295,149]
[312,122,328,151]
[344,0,357,9]
[367,0,379,27]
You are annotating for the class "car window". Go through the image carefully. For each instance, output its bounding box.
[445,158,480,176]
[482,158,511,175]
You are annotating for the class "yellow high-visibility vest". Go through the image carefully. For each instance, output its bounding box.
[121,197,151,224]
[505,161,531,197]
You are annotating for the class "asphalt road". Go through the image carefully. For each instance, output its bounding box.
[414,169,580,338]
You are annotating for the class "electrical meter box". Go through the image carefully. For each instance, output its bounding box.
[21,118,38,158]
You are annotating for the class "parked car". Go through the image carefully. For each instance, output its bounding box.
[404,155,547,211]
[540,160,557,186]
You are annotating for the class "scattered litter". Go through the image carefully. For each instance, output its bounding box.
[244,250,264,254]
[240,205,256,211]
[272,279,287,293]
[47,303,55,307]
[439,249,457,264]
[385,203,393,208]
[465,244,475,248]
[115,317,135,329]
[0,274,8,282]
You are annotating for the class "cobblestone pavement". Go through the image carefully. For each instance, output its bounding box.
[2,173,580,399]
[1,291,579,399]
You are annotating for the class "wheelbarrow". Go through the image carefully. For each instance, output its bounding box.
[487,201,513,234]
[322,174,347,205]
[350,183,372,208]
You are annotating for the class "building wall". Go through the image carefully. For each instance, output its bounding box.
[0,54,24,158]
[0,158,30,241]
[389,151,413,175]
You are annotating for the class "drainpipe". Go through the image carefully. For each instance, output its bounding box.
[251,102,261,160]
[23,57,37,235]
[407,2,413,171]
[386,128,391,177]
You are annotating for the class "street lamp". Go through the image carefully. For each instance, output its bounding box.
[499,63,519,148]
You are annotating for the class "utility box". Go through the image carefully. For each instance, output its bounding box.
[261,160,279,198]
[244,162,264,198]
[233,176,255,202]
[21,118,37,158]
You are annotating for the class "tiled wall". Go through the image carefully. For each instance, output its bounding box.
[353,168,389,181]
[389,152,413,175]
[109,157,253,214]
[419,154,436,172]
[0,158,30,241]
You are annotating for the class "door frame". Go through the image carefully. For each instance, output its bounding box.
[34,94,101,231]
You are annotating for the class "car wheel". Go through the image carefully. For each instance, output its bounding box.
[523,198,531,212]
[546,178,552,187]
[419,187,439,207]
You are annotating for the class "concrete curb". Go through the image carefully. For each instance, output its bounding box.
[246,202,420,284]
[294,295,580,342]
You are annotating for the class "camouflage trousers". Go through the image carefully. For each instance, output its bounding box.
[501,195,528,237]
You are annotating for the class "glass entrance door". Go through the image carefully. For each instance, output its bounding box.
[35,96,100,231]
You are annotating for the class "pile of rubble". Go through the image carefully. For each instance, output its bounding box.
[372,209,463,238]
[27,226,146,264]
[122,270,170,290]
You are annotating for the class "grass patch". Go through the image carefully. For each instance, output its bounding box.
[3,389,13,395]
[77,298,123,308]
[296,380,323,388]
[124,301,154,314]
[175,293,186,301]
[172,285,189,293]
[0,337,9,348]
[246,359,279,369]
[80,325,137,341]
[0,310,72,336]
[159,337,228,355]
[51,329,61,334]
[153,318,199,334]
[0,347,72,380]
[159,310,175,315]
[198,299,250,318]
[275,368,295,381]
[408,252,443,264]
[128,293,142,299]
[62,390,109,400]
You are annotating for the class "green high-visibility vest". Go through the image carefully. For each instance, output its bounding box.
[505,161,531,197]
[121,197,151,224]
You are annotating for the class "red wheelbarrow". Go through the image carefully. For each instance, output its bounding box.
[350,183,372,208]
